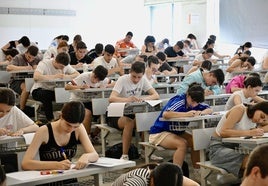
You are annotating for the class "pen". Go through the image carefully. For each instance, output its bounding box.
[244,136,252,139]
[40,170,64,175]
[83,80,87,85]
[60,147,67,160]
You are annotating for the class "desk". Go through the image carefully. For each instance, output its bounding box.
[156,73,186,82]
[6,157,136,186]
[152,83,178,94]
[68,87,113,100]
[9,69,34,80]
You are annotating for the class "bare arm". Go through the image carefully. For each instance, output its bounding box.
[226,60,241,73]
[6,64,33,71]
[262,56,268,70]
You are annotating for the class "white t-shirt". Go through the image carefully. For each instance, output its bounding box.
[69,72,109,101]
[31,59,77,92]
[225,90,251,110]
[92,56,118,70]
[0,106,34,132]
[43,47,57,60]
[112,74,152,97]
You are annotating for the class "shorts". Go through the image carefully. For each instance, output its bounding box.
[106,112,135,130]
[149,132,172,146]
[208,136,245,177]
[10,80,24,94]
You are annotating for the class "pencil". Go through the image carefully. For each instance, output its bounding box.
[60,147,67,160]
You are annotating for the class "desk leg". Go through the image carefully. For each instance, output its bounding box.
[94,174,103,186]
[199,119,207,185]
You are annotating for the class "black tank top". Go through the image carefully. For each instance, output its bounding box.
[39,123,77,161]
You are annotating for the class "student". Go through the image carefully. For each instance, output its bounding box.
[112,162,200,186]
[186,33,199,49]
[69,41,92,67]
[86,43,104,63]
[225,76,265,110]
[149,84,212,179]
[115,31,137,58]
[6,45,41,112]
[235,42,252,55]
[156,38,170,52]
[68,34,82,54]
[208,102,268,178]
[0,88,38,136]
[65,65,111,135]
[107,61,159,160]
[226,56,256,73]
[155,51,177,75]
[49,35,69,49]
[21,101,99,185]
[141,35,157,56]
[192,48,215,67]
[201,38,230,59]
[145,55,160,85]
[43,41,69,60]
[176,68,225,96]
[0,48,19,65]
[0,165,6,186]
[1,36,30,52]
[31,52,80,122]
[92,44,124,76]
[187,60,212,75]
[228,50,251,66]
[225,72,260,94]
[261,50,268,70]
[241,144,268,186]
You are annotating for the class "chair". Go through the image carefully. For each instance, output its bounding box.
[0,71,11,87]
[192,127,239,185]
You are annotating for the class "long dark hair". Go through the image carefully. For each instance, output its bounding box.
[246,101,268,119]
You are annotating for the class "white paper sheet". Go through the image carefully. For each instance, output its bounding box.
[23,133,35,145]
[88,157,126,167]
[107,103,126,117]
[145,100,162,107]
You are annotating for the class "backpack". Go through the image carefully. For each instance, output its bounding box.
[105,143,140,160]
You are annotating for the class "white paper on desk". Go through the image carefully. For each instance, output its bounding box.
[23,133,35,145]
[261,133,268,138]
[145,100,162,107]
[88,157,126,167]
[107,103,126,117]
[7,171,48,180]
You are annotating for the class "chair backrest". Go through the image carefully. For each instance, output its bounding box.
[92,98,109,116]
[135,111,160,132]
[192,127,215,151]
[54,87,71,103]
[0,71,11,85]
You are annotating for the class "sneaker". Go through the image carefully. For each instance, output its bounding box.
[192,168,201,183]
[120,155,129,161]
[150,154,164,161]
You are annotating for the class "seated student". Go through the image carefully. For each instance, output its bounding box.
[155,51,177,75]
[112,162,199,186]
[234,42,252,55]
[192,48,215,67]
[141,35,157,56]
[156,38,170,52]
[120,54,148,67]
[115,31,137,58]
[68,34,82,54]
[69,41,92,68]
[92,44,124,76]
[21,101,99,185]
[187,60,212,75]
[226,56,256,73]
[208,102,268,178]
[107,61,159,160]
[149,84,212,180]
[176,68,225,96]
[43,41,69,60]
[6,45,41,112]
[145,55,160,85]
[0,48,19,65]
[225,72,260,93]
[86,43,104,63]
[241,144,268,186]
[201,38,230,59]
[65,65,111,135]
[186,33,199,50]
[1,36,30,52]
[48,35,69,49]
[228,50,251,66]
[0,88,38,136]
[0,165,6,186]
[225,76,265,110]
[31,52,80,122]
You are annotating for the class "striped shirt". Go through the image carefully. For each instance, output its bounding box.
[112,168,150,186]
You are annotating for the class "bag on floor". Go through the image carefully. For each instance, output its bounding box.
[105,143,139,160]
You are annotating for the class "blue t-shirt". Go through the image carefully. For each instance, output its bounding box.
[150,94,210,134]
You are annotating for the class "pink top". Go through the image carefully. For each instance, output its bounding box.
[225,75,246,93]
